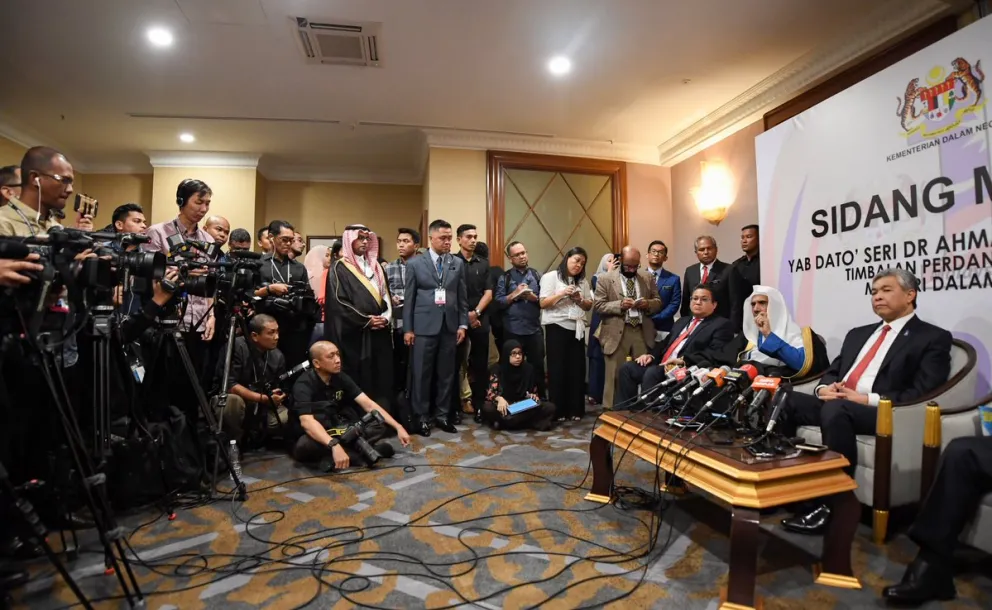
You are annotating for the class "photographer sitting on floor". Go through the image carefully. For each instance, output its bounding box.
[291,341,410,470]
[211,313,289,443]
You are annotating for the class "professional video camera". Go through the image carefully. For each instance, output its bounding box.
[328,410,386,466]
[256,280,318,318]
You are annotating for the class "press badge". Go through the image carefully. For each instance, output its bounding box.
[434,288,446,306]
[131,363,146,383]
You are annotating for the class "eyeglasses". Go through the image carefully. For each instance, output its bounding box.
[37,172,74,187]
[275,236,294,244]
[690,296,712,303]
[648,249,666,256]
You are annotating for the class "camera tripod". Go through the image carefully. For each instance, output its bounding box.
[20,336,145,607]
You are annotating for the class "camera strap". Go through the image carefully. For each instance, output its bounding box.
[9,202,38,237]
[270,258,291,283]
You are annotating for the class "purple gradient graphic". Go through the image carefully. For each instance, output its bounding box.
[778,177,807,314]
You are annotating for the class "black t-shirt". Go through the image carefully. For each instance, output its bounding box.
[454,252,492,311]
[290,369,364,439]
[258,253,309,287]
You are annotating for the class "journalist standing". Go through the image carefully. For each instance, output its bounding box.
[403,219,468,437]
[454,224,493,419]
[386,228,420,396]
[494,241,546,398]
[540,247,592,421]
[256,219,311,367]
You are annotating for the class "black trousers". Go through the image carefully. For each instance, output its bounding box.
[337,327,394,414]
[615,361,669,411]
[459,325,490,411]
[411,331,458,422]
[785,393,876,476]
[909,436,992,562]
[544,324,586,419]
[393,328,409,396]
[506,330,546,399]
[291,421,387,464]
[480,401,556,431]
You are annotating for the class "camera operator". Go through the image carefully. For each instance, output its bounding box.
[255,220,312,365]
[0,148,93,238]
[144,179,217,397]
[210,313,288,443]
[229,228,252,253]
[291,341,410,469]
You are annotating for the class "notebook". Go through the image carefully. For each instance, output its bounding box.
[507,398,539,415]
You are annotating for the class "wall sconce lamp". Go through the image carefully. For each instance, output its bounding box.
[690,161,735,225]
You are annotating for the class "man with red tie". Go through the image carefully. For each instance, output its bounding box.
[781,267,952,535]
[613,283,734,409]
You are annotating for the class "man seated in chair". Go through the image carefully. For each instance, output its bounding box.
[614,283,734,410]
[290,341,411,470]
[693,285,829,378]
[780,268,952,535]
[882,435,992,605]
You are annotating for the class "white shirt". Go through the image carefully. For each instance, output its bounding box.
[539,271,591,337]
[816,311,916,406]
[618,272,642,320]
[669,317,703,359]
[698,263,713,282]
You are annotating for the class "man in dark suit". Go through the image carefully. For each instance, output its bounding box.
[614,283,735,409]
[728,224,760,332]
[781,267,952,534]
[403,219,468,437]
[680,235,730,319]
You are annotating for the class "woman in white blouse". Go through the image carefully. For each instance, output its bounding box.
[540,247,593,421]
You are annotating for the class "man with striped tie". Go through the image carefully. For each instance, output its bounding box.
[613,283,734,410]
[781,267,952,535]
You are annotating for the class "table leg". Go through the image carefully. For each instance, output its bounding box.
[814,490,862,589]
[584,434,613,504]
[722,505,760,609]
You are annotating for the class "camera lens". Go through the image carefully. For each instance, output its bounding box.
[183,273,218,297]
[121,251,166,282]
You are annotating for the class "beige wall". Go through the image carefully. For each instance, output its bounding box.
[81,173,154,230]
[0,135,26,167]
[253,172,268,249]
[669,120,762,276]
[626,163,673,259]
[263,180,422,261]
[150,167,257,238]
[425,147,487,237]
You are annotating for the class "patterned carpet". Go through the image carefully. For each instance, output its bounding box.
[13,410,992,609]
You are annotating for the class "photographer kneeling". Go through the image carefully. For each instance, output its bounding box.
[291,341,410,470]
[211,313,289,443]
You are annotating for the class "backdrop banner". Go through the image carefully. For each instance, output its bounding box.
[756,16,992,398]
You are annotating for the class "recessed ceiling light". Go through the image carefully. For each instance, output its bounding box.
[547,56,572,76]
[179,133,195,143]
[147,27,174,48]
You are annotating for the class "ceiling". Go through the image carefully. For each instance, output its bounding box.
[0,0,961,181]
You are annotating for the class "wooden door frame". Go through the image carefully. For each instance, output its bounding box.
[486,150,628,268]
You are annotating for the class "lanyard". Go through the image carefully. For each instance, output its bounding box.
[172,219,196,243]
[433,253,445,287]
[9,203,38,237]
[270,258,292,283]
[250,349,270,383]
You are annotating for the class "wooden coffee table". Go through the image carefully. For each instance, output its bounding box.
[586,411,860,610]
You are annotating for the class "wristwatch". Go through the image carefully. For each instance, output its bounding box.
[326,438,339,450]
[474,308,481,317]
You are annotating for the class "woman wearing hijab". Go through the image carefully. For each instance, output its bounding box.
[305,245,331,346]
[586,253,616,405]
[481,340,556,431]
[540,247,592,421]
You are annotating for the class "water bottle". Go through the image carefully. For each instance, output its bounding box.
[228,440,243,481]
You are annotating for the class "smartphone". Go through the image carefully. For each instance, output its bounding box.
[74,193,98,218]
[796,443,828,453]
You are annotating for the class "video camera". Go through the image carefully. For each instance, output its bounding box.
[256,280,318,318]
[329,410,385,466]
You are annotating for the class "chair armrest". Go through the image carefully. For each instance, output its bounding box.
[875,400,928,514]
[792,376,822,396]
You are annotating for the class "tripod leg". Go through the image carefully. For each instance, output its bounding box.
[170,332,247,501]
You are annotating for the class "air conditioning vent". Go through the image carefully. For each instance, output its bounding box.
[292,17,382,67]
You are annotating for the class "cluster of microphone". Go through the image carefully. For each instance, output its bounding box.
[635,363,792,435]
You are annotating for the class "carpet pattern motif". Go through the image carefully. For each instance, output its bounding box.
[16,411,992,609]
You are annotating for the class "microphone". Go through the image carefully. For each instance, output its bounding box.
[274,359,311,384]
[703,365,755,410]
[187,239,221,260]
[638,366,690,401]
[646,366,700,406]
[673,367,711,399]
[691,365,732,397]
[746,376,782,418]
[229,250,262,260]
[0,239,31,259]
[764,386,791,433]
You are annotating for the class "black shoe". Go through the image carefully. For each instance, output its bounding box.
[418,421,432,437]
[781,504,831,535]
[882,556,956,605]
[0,536,44,560]
[0,566,29,590]
[433,418,457,434]
[374,442,396,458]
[473,411,483,424]
[453,413,463,425]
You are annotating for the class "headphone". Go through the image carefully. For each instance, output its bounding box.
[176,178,194,208]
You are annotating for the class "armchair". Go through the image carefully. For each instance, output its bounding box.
[795,338,978,543]
[919,392,992,554]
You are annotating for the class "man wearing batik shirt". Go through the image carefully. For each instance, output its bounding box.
[325,224,395,413]
[386,227,421,395]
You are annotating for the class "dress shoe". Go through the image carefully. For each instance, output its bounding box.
[781,504,831,535]
[434,418,457,434]
[417,421,432,437]
[0,566,29,590]
[0,536,44,560]
[473,411,483,424]
[453,413,463,425]
[882,556,956,605]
